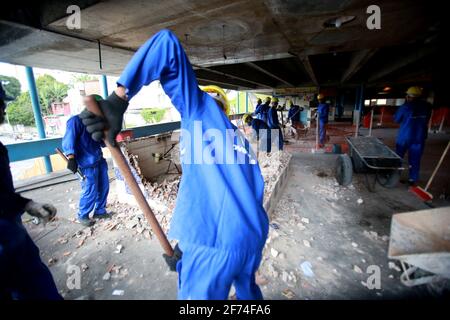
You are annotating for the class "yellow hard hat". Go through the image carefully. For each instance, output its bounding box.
[287,100,293,107]
[406,86,422,97]
[264,97,271,103]
[317,93,325,100]
[272,97,279,103]
[242,113,252,124]
[200,85,230,115]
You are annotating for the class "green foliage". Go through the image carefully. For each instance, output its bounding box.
[141,108,167,124]
[6,92,35,126]
[0,75,21,99]
[35,75,69,114]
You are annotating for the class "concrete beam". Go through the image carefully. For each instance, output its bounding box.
[197,77,252,91]
[299,56,318,86]
[245,62,294,87]
[341,49,378,83]
[368,47,436,83]
[194,65,272,89]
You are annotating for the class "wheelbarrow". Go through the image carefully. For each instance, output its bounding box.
[335,136,404,190]
[388,207,450,289]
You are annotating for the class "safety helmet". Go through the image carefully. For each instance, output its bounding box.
[242,113,252,124]
[406,86,422,97]
[287,100,293,107]
[272,97,279,103]
[264,97,271,103]
[200,85,230,115]
[317,93,325,100]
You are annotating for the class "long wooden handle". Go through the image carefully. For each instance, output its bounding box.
[87,101,174,256]
[425,140,450,191]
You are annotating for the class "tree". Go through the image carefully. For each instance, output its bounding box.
[6,92,35,126]
[35,75,69,114]
[0,75,21,100]
[141,108,167,124]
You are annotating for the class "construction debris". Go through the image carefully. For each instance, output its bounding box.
[300,261,315,278]
[353,265,363,273]
[282,288,296,299]
[388,261,402,272]
[112,289,125,296]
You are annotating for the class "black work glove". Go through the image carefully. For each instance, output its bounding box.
[163,243,183,272]
[79,92,128,146]
[67,157,78,174]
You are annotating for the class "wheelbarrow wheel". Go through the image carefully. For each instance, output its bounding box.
[335,154,352,186]
[377,169,400,188]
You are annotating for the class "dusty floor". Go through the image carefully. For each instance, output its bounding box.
[18,126,449,300]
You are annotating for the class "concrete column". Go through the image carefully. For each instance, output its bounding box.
[245,92,248,113]
[237,91,240,113]
[100,75,108,99]
[25,66,52,173]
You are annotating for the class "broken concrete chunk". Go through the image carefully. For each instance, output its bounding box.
[351,242,358,248]
[357,198,364,205]
[303,240,311,248]
[301,217,310,224]
[102,272,111,281]
[270,248,279,258]
[388,262,401,272]
[112,289,124,296]
[353,265,363,273]
[115,244,123,254]
[282,271,289,282]
[300,261,315,278]
[282,289,296,299]
[81,263,89,272]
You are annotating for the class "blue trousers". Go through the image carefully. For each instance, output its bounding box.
[78,159,109,219]
[396,142,424,182]
[319,119,327,145]
[177,244,263,300]
[0,217,62,300]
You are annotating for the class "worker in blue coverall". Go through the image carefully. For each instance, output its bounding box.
[287,100,303,127]
[62,94,110,227]
[317,94,329,148]
[394,86,432,185]
[243,113,272,153]
[253,98,262,119]
[267,97,283,150]
[254,97,270,123]
[287,100,304,139]
[0,83,61,300]
[78,30,269,300]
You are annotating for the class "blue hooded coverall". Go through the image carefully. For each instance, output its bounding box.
[394,100,432,182]
[267,107,284,150]
[250,118,272,153]
[117,30,269,300]
[317,103,330,145]
[0,142,61,299]
[62,116,109,219]
[288,105,302,124]
[254,102,270,123]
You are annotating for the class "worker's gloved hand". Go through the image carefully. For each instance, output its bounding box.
[24,201,57,223]
[67,157,78,174]
[79,92,128,147]
[163,243,183,272]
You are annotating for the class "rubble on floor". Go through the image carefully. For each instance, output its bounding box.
[106,150,293,238]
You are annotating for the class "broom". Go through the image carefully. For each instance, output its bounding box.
[409,140,450,201]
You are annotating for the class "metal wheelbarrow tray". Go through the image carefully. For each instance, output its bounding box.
[388,207,450,286]
[335,136,404,189]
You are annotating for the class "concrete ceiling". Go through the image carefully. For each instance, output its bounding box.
[0,0,444,90]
